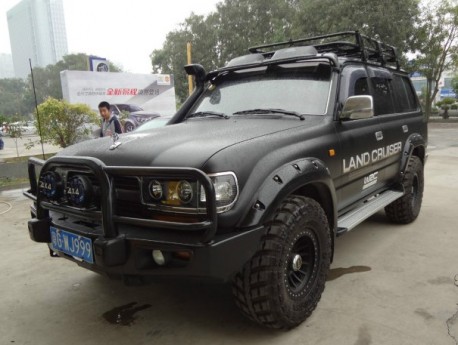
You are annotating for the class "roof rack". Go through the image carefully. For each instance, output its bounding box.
[249,31,400,70]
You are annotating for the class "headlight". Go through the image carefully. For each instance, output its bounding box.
[141,172,238,213]
[200,172,238,213]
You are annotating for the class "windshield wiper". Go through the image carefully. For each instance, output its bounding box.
[233,108,305,120]
[186,111,229,119]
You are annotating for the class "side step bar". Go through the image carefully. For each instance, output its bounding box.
[336,190,404,236]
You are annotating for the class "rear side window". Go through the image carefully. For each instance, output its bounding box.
[371,77,395,115]
[391,75,418,112]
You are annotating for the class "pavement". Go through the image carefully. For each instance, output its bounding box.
[0,134,61,161]
[0,123,458,344]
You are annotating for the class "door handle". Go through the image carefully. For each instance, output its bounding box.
[375,131,383,141]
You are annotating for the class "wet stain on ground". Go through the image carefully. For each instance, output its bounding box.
[415,308,434,321]
[354,325,372,345]
[327,266,372,281]
[428,276,453,285]
[103,302,152,326]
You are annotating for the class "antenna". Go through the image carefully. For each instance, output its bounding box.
[29,58,46,160]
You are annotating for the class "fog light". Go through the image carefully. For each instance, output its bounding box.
[152,250,166,266]
[39,171,63,200]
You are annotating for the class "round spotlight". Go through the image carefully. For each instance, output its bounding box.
[148,180,163,200]
[65,175,93,207]
[39,171,63,200]
[176,180,193,204]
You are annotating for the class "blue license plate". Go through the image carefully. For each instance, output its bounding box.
[50,227,94,264]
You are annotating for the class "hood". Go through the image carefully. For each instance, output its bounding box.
[58,117,313,168]
[130,111,160,118]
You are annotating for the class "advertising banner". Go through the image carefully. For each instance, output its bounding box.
[60,70,176,116]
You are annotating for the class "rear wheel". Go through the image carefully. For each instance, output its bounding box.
[232,195,331,329]
[385,156,424,223]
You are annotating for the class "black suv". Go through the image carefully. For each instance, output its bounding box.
[25,32,427,329]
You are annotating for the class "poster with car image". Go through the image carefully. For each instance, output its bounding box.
[60,70,176,131]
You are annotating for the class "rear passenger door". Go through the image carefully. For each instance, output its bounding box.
[367,67,420,188]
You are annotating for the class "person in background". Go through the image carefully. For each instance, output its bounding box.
[98,101,122,137]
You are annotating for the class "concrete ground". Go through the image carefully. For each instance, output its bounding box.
[1,123,458,345]
[0,134,61,161]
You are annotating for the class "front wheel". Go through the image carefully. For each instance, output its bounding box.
[232,195,332,329]
[385,156,424,223]
[124,122,135,132]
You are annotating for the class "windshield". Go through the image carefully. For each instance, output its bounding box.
[191,65,332,116]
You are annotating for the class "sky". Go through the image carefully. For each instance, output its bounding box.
[0,0,221,74]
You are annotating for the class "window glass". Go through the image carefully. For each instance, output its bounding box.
[354,78,370,96]
[370,77,395,115]
[390,75,419,112]
[401,77,418,110]
[192,68,332,116]
[391,75,411,112]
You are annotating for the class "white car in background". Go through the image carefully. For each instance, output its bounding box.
[7,121,37,136]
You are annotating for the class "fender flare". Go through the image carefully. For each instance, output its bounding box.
[400,133,427,174]
[239,158,337,234]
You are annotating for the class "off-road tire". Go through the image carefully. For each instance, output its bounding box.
[385,156,424,224]
[232,195,332,329]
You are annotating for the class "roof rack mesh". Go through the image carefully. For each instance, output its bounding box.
[249,31,400,70]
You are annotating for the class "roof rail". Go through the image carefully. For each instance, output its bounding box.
[249,31,400,70]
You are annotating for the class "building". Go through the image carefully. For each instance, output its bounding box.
[7,0,68,79]
[411,70,457,102]
[0,54,14,78]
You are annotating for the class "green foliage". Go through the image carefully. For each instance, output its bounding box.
[0,54,123,119]
[151,0,419,103]
[0,114,8,125]
[436,97,456,119]
[412,1,458,118]
[293,0,419,54]
[451,104,458,110]
[151,1,297,102]
[0,78,33,116]
[35,98,99,148]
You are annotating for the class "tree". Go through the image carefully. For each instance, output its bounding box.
[293,0,419,54]
[34,98,99,148]
[151,0,419,104]
[151,0,296,103]
[8,123,24,157]
[0,78,33,117]
[436,97,455,119]
[151,13,223,103]
[412,1,458,119]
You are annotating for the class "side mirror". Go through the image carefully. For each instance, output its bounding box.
[340,95,374,120]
